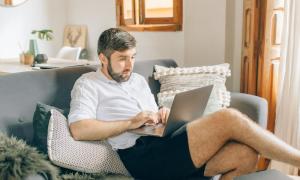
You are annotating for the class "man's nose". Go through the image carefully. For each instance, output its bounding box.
[125,58,133,68]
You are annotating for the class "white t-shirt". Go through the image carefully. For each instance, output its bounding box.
[68,69,158,150]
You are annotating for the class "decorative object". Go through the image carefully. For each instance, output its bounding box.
[47,109,130,175]
[0,132,59,180]
[0,0,28,7]
[19,52,34,65]
[28,39,39,57]
[56,46,82,60]
[31,29,54,41]
[79,48,88,59]
[30,29,54,60]
[154,64,231,115]
[24,53,34,65]
[34,53,48,64]
[32,103,69,154]
[63,25,87,48]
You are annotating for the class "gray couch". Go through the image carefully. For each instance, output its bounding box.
[0,59,268,179]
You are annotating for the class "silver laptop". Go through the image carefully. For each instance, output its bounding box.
[130,85,213,137]
[33,62,85,69]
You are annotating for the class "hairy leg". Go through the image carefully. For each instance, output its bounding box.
[187,108,300,170]
[204,141,258,180]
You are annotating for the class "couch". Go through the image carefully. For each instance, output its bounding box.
[0,59,268,179]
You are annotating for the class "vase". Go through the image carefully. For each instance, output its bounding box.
[29,39,39,57]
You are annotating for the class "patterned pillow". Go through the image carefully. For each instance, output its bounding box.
[47,109,130,175]
[154,64,231,115]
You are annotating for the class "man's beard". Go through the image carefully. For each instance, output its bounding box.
[107,60,131,83]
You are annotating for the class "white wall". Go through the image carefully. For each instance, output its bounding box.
[65,0,184,65]
[184,0,226,67]
[0,0,66,58]
[225,0,243,92]
[0,0,243,91]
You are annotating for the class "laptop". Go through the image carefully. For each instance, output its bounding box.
[130,85,213,137]
[33,62,86,69]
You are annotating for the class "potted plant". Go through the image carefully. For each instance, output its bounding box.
[19,51,34,65]
[31,29,54,41]
[29,29,53,64]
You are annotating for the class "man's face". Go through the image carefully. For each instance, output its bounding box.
[105,48,136,83]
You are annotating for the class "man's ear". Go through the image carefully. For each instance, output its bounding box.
[99,53,108,66]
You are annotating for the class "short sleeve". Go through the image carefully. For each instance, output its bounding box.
[68,77,98,124]
[140,75,158,111]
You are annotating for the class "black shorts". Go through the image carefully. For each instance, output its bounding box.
[117,126,211,180]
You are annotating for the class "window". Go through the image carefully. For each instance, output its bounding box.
[116,0,183,31]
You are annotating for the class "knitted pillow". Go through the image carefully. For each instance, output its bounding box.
[47,109,130,176]
[154,64,231,115]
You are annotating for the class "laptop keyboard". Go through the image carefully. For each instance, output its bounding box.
[143,123,164,131]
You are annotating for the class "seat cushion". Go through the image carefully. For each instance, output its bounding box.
[32,103,69,153]
[154,64,231,115]
[47,109,130,175]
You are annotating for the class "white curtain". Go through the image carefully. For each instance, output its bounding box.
[270,0,300,175]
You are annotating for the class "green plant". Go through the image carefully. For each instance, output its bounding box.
[31,29,54,41]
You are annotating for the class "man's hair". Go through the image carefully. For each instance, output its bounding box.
[97,28,136,59]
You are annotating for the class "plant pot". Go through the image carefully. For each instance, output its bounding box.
[21,54,34,65]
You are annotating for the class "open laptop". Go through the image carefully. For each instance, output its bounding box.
[33,62,86,69]
[130,85,213,137]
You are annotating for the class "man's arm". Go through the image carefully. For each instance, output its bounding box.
[69,111,159,141]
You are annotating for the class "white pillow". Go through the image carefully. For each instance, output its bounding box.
[154,64,231,115]
[47,109,130,175]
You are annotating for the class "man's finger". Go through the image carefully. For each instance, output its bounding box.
[159,109,165,123]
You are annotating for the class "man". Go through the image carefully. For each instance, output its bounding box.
[68,28,300,180]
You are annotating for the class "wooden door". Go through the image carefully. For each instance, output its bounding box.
[256,0,284,170]
[241,0,285,170]
[240,0,260,95]
[257,0,284,133]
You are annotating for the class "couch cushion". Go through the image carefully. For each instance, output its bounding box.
[154,64,231,115]
[32,103,69,153]
[133,59,177,102]
[0,65,98,143]
[47,109,130,175]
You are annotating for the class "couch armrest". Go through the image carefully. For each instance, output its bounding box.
[229,92,268,129]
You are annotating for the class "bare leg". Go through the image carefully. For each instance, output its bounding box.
[204,141,258,180]
[187,108,300,171]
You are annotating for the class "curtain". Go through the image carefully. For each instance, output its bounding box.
[270,0,300,175]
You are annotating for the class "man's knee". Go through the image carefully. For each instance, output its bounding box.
[215,108,252,129]
[237,145,258,173]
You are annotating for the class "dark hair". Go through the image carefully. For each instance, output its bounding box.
[97,28,136,59]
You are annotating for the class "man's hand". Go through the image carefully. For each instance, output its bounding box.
[128,111,159,130]
[158,107,170,124]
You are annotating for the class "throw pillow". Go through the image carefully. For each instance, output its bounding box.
[47,109,130,176]
[32,102,69,154]
[0,132,59,180]
[154,64,231,115]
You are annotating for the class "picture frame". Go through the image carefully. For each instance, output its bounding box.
[63,25,87,48]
